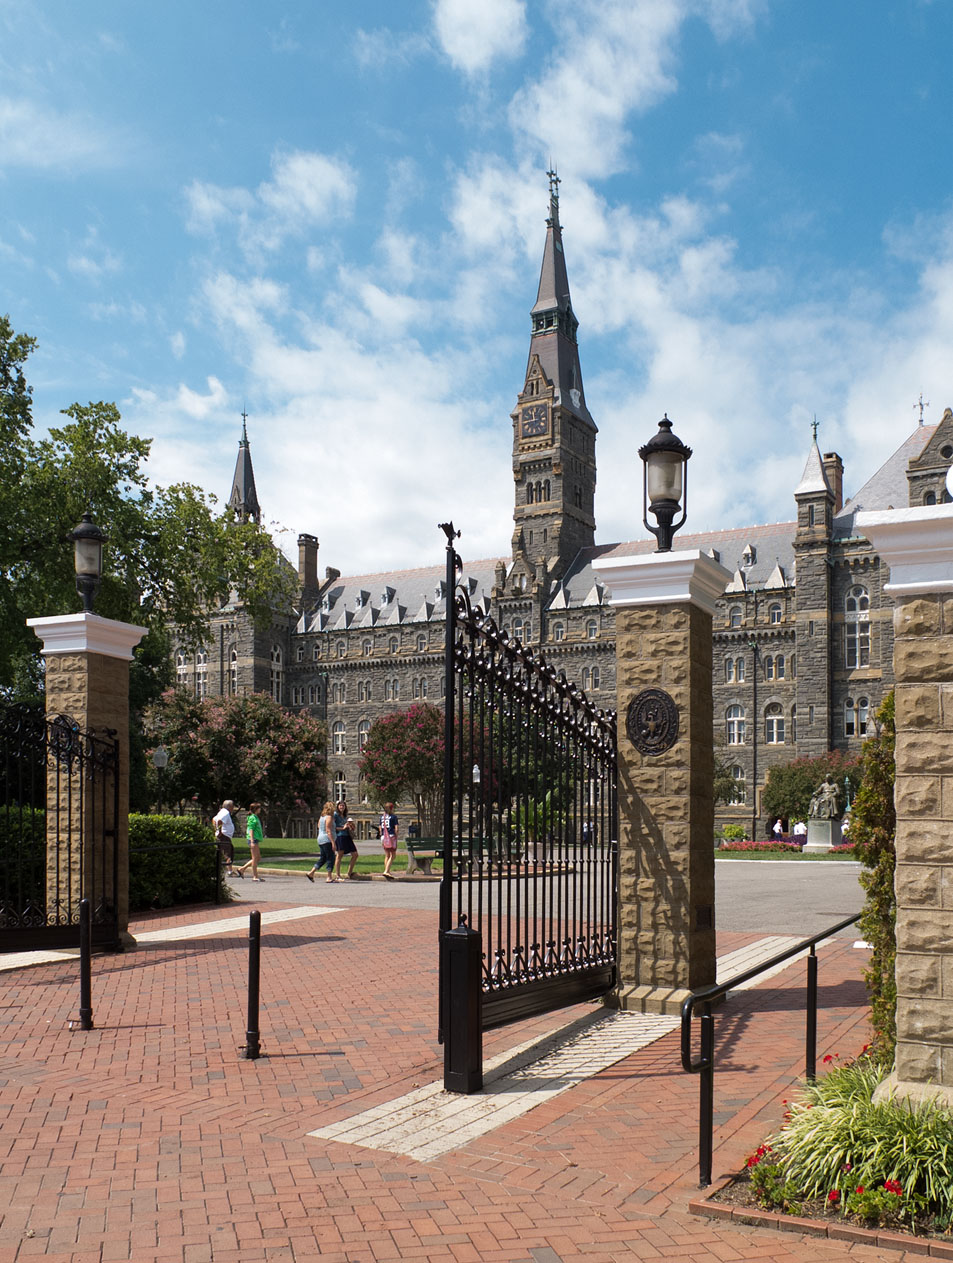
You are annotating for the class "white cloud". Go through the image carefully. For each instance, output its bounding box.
[433,0,528,75]
[354,27,431,69]
[170,332,186,359]
[184,148,356,258]
[0,96,120,170]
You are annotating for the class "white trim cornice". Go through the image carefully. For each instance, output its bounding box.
[27,612,147,661]
[592,550,732,615]
[856,506,953,595]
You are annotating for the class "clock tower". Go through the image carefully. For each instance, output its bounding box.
[510,171,597,583]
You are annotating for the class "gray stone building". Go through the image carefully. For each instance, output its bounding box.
[173,177,953,839]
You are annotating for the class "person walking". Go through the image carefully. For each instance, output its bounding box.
[237,803,265,881]
[213,799,237,875]
[332,800,358,880]
[306,801,337,883]
[379,802,398,878]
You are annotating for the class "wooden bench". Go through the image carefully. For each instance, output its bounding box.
[405,838,441,875]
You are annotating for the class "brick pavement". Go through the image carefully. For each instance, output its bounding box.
[0,902,914,1262]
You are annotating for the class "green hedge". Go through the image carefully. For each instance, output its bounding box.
[0,806,46,907]
[129,814,226,912]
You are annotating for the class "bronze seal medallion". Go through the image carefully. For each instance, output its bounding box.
[626,688,679,756]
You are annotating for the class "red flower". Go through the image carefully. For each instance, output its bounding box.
[827,1189,840,1204]
[883,1179,902,1196]
[855,1186,865,1195]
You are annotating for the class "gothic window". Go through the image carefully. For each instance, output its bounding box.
[384,679,392,701]
[790,654,796,678]
[728,605,742,628]
[362,639,372,657]
[358,720,370,752]
[229,647,237,695]
[417,633,427,652]
[291,685,304,705]
[332,722,346,754]
[544,479,551,500]
[590,665,600,690]
[308,684,318,704]
[735,656,745,682]
[389,636,399,654]
[730,765,746,804]
[176,650,189,686]
[925,491,937,506]
[336,640,346,658]
[586,620,598,640]
[764,703,785,744]
[764,656,775,681]
[582,666,592,690]
[726,705,746,745]
[775,655,785,679]
[512,617,524,643]
[527,484,534,504]
[420,677,428,698]
[768,603,782,624]
[845,585,870,668]
[809,505,816,527]
[552,622,565,642]
[196,650,208,699]
[296,644,305,662]
[269,646,282,703]
[312,644,320,661]
[413,677,421,699]
[725,658,735,683]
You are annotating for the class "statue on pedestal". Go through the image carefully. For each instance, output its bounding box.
[809,774,843,820]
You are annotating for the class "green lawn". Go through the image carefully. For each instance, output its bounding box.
[231,837,442,875]
[715,849,858,861]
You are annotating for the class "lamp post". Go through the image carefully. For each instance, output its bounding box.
[68,511,105,612]
[748,636,759,841]
[638,415,693,552]
[152,744,169,814]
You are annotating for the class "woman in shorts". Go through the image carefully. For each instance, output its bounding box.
[332,800,358,880]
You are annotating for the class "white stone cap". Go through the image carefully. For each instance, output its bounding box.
[27,612,147,661]
[856,505,953,596]
[592,549,732,616]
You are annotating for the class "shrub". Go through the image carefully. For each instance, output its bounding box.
[128,814,225,911]
[0,806,46,907]
[718,839,801,854]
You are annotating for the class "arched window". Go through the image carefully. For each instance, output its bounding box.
[582,666,592,690]
[229,647,238,695]
[590,665,600,690]
[587,620,598,640]
[176,650,189,686]
[845,696,870,737]
[725,658,735,683]
[333,773,346,802]
[726,705,746,745]
[765,702,785,744]
[925,491,937,506]
[412,677,421,699]
[420,677,428,698]
[735,656,746,682]
[764,655,775,681]
[768,603,782,624]
[512,617,523,642]
[312,643,320,661]
[332,722,346,754]
[362,638,372,657]
[358,720,370,751]
[416,633,427,652]
[296,644,305,662]
[845,585,870,667]
[730,765,746,804]
[384,679,392,701]
[308,684,318,704]
[552,622,565,642]
[790,654,796,678]
[775,655,785,679]
[269,645,282,702]
[389,636,399,654]
[392,678,400,700]
[527,483,534,504]
[729,605,742,629]
[544,479,551,500]
[196,650,208,699]
[336,640,346,658]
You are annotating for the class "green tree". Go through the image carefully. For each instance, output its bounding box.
[359,703,444,834]
[761,750,862,825]
[850,691,897,1060]
[149,690,328,835]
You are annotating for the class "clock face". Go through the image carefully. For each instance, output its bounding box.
[521,403,549,437]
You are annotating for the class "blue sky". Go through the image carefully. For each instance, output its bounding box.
[2,0,951,577]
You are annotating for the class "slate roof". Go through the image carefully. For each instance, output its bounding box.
[834,425,935,538]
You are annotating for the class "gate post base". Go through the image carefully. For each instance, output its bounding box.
[608,983,693,1016]
[443,920,483,1094]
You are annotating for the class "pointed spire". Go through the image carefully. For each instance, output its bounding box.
[795,424,833,498]
[229,414,261,524]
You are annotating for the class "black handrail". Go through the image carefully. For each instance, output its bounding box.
[681,911,861,1188]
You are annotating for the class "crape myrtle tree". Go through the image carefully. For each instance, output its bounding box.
[0,316,297,807]
[148,690,328,837]
[359,703,444,835]
[762,750,863,826]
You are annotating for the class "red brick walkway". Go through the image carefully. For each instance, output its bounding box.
[0,903,909,1262]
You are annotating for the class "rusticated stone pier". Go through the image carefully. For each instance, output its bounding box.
[593,551,730,1014]
[859,506,953,1108]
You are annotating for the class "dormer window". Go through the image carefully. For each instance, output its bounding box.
[742,544,756,568]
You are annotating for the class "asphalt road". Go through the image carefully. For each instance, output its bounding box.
[225,859,866,939]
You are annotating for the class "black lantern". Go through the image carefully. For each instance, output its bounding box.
[638,415,692,552]
[68,511,105,612]
[151,744,169,814]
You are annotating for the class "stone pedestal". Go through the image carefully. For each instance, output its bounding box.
[593,550,730,1015]
[27,612,146,945]
[858,505,953,1109]
[803,819,843,853]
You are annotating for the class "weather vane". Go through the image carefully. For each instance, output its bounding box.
[914,393,930,425]
[811,414,818,442]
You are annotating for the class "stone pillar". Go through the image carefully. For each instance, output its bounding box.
[26,612,146,944]
[593,550,730,1014]
[857,505,953,1108]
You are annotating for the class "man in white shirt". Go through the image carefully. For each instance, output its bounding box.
[213,800,237,875]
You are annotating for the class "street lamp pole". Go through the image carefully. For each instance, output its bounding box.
[749,637,758,841]
[152,744,169,814]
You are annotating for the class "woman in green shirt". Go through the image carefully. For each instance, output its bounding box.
[237,803,265,881]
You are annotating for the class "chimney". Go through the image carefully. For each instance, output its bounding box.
[822,452,843,513]
[297,534,318,593]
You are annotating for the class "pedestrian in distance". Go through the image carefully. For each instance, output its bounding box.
[379,802,398,878]
[332,799,358,880]
[237,802,265,880]
[772,818,783,840]
[306,801,337,883]
[213,799,237,875]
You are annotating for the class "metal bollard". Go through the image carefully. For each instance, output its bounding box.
[79,897,94,1030]
[443,916,483,1093]
[241,909,262,1059]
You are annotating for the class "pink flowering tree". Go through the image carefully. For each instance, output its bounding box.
[149,689,327,835]
[359,703,445,835]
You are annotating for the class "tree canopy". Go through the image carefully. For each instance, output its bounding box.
[0,315,296,703]
[761,749,863,825]
[359,703,444,834]
[148,689,328,834]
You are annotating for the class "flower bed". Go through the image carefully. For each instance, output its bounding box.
[718,839,802,854]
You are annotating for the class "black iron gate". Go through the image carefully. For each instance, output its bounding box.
[0,704,120,951]
[439,526,618,1091]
